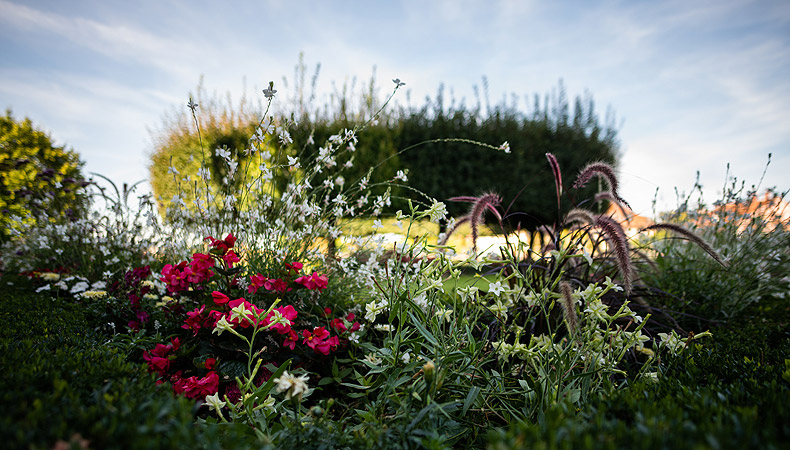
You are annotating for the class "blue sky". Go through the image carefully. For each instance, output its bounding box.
[1,0,788,215]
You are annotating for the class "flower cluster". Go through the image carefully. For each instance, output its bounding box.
[160,254,215,294]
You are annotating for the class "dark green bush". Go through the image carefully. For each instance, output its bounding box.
[0,281,251,450]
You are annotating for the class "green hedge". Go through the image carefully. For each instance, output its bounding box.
[0,280,252,450]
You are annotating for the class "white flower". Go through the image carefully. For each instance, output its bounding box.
[427,200,448,223]
[401,352,411,364]
[70,281,90,294]
[498,141,511,153]
[395,170,408,182]
[273,371,310,400]
[35,284,51,293]
[657,331,684,355]
[230,303,254,324]
[488,281,505,297]
[213,316,234,336]
[262,85,277,99]
[434,308,453,323]
[364,353,382,365]
[412,293,429,310]
[372,219,383,230]
[584,298,610,322]
[215,147,231,160]
[197,167,211,181]
[168,165,179,175]
[204,392,226,414]
[279,128,293,145]
[287,156,300,168]
[268,309,292,328]
[348,332,360,344]
[365,300,386,322]
[374,324,394,332]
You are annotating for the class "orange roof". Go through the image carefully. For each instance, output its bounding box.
[604,203,654,230]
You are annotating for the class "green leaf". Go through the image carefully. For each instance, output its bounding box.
[462,386,481,416]
[408,311,439,348]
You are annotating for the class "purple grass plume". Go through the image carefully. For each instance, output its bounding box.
[546,153,562,209]
[446,193,503,253]
[594,215,634,294]
[641,223,728,268]
[564,208,596,227]
[574,161,630,209]
[559,281,579,336]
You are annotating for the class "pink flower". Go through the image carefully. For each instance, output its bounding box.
[294,272,328,291]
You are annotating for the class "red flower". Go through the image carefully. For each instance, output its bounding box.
[222,250,240,267]
[183,304,206,336]
[204,233,237,255]
[211,290,230,305]
[248,274,290,294]
[173,371,219,399]
[330,318,346,333]
[284,261,303,273]
[161,261,189,293]
[143,354,170,376]
[283,329,299,350]
[186,253,214,284]
[204,358,216,370]
[302,326,335,355]
[295,272,328,291]
[248,273,267,294]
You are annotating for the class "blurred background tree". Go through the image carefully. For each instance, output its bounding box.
[0,110,89,244]
[149,67,620,230]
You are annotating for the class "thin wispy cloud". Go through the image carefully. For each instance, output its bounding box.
[0,0,786,214]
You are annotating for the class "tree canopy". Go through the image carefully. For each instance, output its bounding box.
[0,110,89,243]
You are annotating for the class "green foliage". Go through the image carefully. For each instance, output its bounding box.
[641,169,790,325]
[0,281,248,450]
[486,296,790,449]
[0,110,89,244]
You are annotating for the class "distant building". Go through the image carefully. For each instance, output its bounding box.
[711,191,790,232]
[604,203,654,236]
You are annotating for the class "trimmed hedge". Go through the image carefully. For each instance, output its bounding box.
[0,279,249,450]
